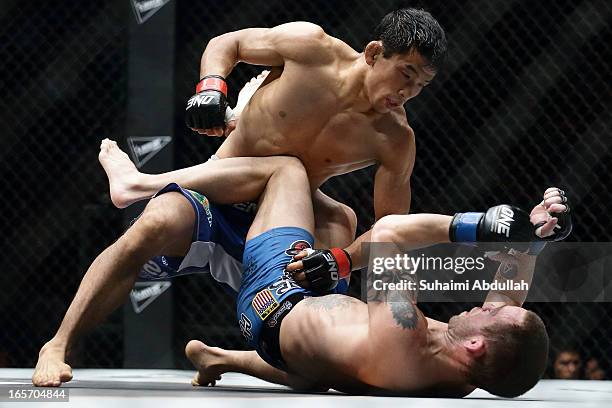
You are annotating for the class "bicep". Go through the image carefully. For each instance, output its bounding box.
[229,22,329,67]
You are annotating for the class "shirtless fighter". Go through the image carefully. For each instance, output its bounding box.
[180,180,570,398]
[105,8,448,251]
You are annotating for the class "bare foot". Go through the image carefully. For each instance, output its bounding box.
[98,139,147,208]
[32,343,73,387]
[185,340,227,387]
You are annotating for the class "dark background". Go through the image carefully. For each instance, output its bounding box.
[0,0,610,379]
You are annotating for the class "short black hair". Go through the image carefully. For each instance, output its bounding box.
[470,311,549,398]
[373,8,447,71]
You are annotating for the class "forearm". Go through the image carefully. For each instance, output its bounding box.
[484,251,537,307]
[346,214,452,270]
[344,229,372,270]
[200,32,240,78]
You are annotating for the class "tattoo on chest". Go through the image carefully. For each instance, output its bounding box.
[303,295,360,311]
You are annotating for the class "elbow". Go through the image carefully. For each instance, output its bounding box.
[371,215,402,243]
[206,32,233,50]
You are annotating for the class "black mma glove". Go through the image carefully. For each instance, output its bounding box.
[293,248,352,293]
[449,189,572,255]
[449,204,534,243]
[185,75,228,130]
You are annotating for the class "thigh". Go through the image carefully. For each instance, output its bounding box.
[246,158,314,241]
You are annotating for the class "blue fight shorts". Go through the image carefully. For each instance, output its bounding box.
[236,227,349,369]
[137,183,254,292]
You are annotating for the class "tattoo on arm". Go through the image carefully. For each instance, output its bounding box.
[367,263,419,330]
[388,290,419,330]
[499,262,518,279]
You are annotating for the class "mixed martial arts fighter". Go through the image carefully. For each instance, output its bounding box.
[104,8,448,252]
[178,173,570,398]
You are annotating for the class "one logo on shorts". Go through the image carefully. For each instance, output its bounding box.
[239,313,253,340]
[284,240,312,256]
[252,289,279,320]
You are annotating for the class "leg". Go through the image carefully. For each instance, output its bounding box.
[99,139,303,207]
[311,190,357,248]
[185,340,326,391]
[32,192,195,386]
[245,157,314,240]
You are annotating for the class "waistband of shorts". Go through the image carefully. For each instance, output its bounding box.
[245,227,314,250]
[257,292,306,370]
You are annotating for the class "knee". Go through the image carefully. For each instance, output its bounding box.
[275,156,307,175]
[128,193,193,245]
[269,156,308,182]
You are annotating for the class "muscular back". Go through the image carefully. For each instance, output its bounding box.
[215,28,412,188]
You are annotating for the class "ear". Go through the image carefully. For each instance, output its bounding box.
[463,335,486,359]
[364,41,384,66]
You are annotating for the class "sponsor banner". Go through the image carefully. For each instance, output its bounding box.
[130,281,172,313]
[130,0,172,24]
[127,136,172,168]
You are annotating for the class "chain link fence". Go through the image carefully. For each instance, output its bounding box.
[0,0,128,368]
[173,0,612,377]
[2,0,611,382]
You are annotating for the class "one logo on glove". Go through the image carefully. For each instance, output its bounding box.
[186,94,215,110]
[322,252,339,279]
[284,240,312,256]
[492,206,514,238]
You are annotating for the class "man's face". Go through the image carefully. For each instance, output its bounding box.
[366,48,436,113]
[554,351,582,379]
[448,304,527,336]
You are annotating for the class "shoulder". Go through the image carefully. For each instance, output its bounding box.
[269,22,336,63]
[273,21,327,40]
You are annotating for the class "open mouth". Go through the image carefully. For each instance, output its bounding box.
[385,97,400,108]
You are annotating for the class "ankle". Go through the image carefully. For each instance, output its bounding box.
[40,338,68,357]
